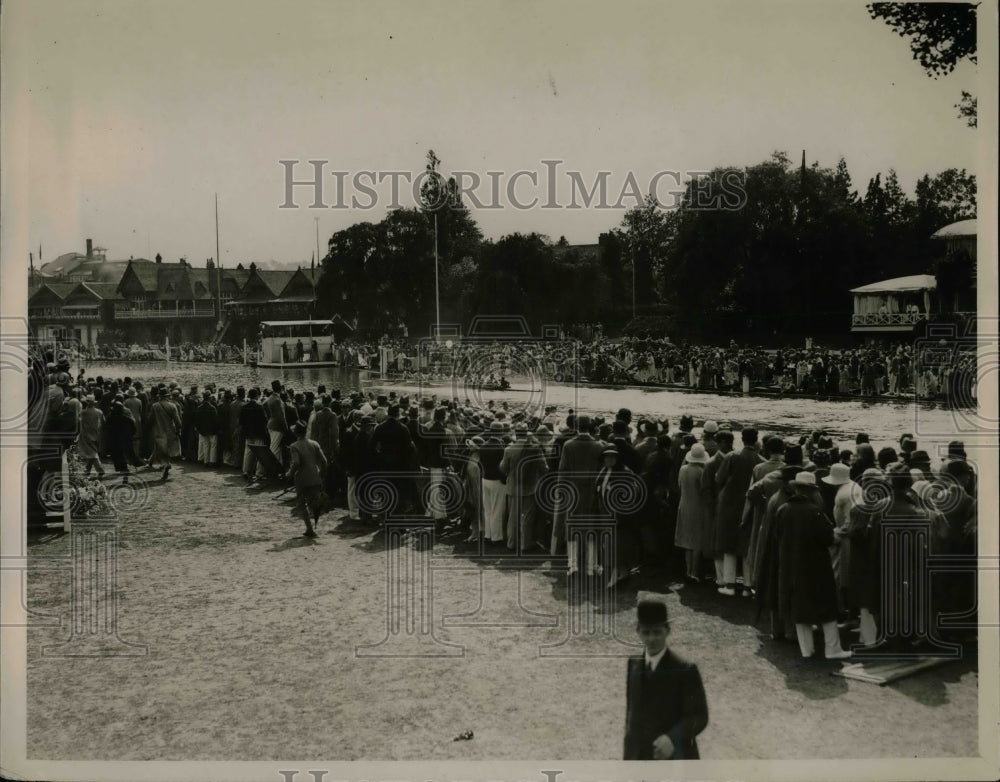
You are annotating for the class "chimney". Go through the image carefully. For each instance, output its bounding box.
[155,253,162,264]
[86,239,93,258]
[206,258,215,270]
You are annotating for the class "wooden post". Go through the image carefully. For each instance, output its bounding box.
[165,335,170,364]
[243,337,247,366]
[62,449,72,532]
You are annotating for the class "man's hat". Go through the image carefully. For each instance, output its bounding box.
[792,471,817,487]
[534,425,554,440]
[679,414,694,432]
[636,598,669,626]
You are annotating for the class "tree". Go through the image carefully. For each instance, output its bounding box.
[868,2,978,126]
[955,91,977,127]
[868,2,977,76]
[618,194,674,309]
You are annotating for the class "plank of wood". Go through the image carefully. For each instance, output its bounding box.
[832,656,952,685]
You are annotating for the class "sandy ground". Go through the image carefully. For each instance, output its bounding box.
[26,461,978,761]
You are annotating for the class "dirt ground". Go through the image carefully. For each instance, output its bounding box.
[25,461,978,761]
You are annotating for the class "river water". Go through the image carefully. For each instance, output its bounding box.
[78,361,972,462]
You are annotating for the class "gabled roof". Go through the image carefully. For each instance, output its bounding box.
[186,269,217,300]
[94,259,152,284]
[155,264,195,300]
[119,259,160,292]
[849,274,936,294]
[222,267,252,289]
[932,219,976,239]
[76,281,125,301]
[277,268,319,298]
[28,282,78,304]
[256,270,297,296]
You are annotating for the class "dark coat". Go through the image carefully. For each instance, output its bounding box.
[715,445,763,554]
[776,493,839,624]
[478,436,506,481]
[370,417,415,471]
[239,399,268,441]
[623,649,708,760]
[105,408,136,470]
[194,401,219,436]
[845,495,928,611]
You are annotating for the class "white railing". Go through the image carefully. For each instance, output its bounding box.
[29,311,100,320]
[115,306,216,320]
[851,312,923,327]
[852,311,976,328]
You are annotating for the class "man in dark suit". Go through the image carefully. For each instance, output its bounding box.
[624,599,708,760]
[499,423,547,553]
[553,415,606,573]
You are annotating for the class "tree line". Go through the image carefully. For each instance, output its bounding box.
[314,150,975,341]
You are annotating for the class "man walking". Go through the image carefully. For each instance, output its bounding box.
[624,598,708,760]
[149,387,182,481]
[284,421,328,537]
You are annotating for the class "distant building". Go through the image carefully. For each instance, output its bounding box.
[28,239,329,346]
[849,219,976,336]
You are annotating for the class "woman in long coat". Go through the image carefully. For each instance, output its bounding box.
[701,430,733,584]
[753,465,800,640]
[776,473,850,659]
[676,443,710,581]
[77,396,105,476]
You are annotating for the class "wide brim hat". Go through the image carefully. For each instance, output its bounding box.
[702,420,719,435]
[534,425,553,440]
[822,463,851,485]
[601,446,619,458]
[791,471,817,487]
[685,444,709,463]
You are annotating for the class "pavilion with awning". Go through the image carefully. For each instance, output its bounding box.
[849,274,936,332]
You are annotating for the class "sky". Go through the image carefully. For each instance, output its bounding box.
[1,0,986,269]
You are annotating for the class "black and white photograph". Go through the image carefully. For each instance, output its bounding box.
[1,2,997,781]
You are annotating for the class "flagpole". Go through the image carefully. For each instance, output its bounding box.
[434,213,440,342]
[215,193,223,335]
[315,217,320,268]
